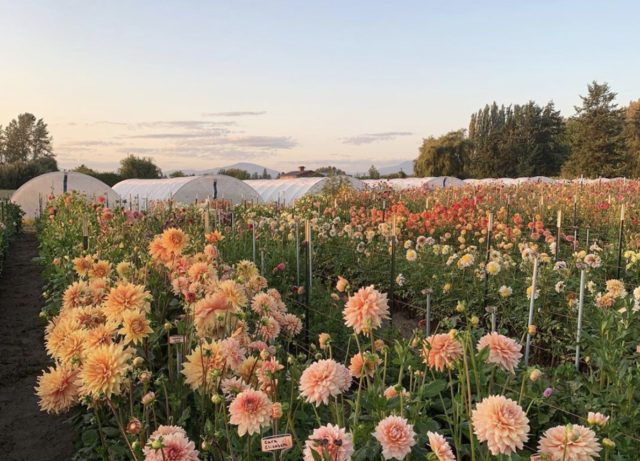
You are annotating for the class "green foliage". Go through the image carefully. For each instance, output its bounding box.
[217,168,251,180]
[73,164,123,187]
[562,81,627,178]
[0,113,54,164]
[0,202,23,277]
[316,166,346,176]
[414,129,472,178]
[169,170,186,178]
[0,157,59,189]
[624,100,640,177]
[368,165,380,179]
[118,154,162,179]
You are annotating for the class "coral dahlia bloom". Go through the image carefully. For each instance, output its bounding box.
[373,415,416,460]
[161,228,189,255]
[349,352,380,378]
[36,364,80,414]
[538,424,601,461]
[587,412,609,427]
[56,329,88,364]
[103,282,149,322]
[79,343,132,398]
[221,377,249,401]
[144,430,199,461]
[472,395,529,456]
[299,359,351,406]
[149,236,171,263]
[193,293,232,336]
[422,334,464,372]
[182,341,226,390]
[118,309,153,345]
[477,332,523,374]
[427,431,456,461]
[303,424,354,461]
[228,389,272,436]
[222,337,246,371]
[343,285,390,334]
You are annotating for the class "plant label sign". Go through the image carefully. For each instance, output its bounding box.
[169,335,185,344]
[261,434,293,452]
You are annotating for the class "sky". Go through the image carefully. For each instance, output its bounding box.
[1,1,639,174]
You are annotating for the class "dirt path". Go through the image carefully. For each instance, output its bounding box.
[0,230,75,460]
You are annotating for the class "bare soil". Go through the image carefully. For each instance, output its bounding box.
[0,230,75,460]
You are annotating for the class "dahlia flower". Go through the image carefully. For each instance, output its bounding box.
[472,395,529,455]
[144,426,199,461]
[373,415,416,460]
[422,334,464,372]
[118,309,153,345]
[343,285,390,334]
[228,389,272,436]
[299,359,351,406]
[538,424,601,461]
[79,343,132,398]
[303,424,354,461]
[477,332,523,374]
[427,431,456,461]
[36,364,80,414]
[103,282,149,322]
[181,341,226,390]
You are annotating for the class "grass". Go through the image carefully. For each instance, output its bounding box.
[0,190,15,199]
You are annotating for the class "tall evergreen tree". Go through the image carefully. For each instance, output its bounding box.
[1,113,54,163]
[624,99,640,177]
[562,81,626,178]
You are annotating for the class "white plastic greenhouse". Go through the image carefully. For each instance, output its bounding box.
[113,176,262,206]
[364,177,466,189]
[11,171,121,219]
[245,177,366,205]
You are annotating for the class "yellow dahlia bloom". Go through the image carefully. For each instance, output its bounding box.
[217,280,248,310]
[45,315,82,358]
[56,328,89,364]
[182,341,226,390]
[161,228,189,255]
[89,260,112,280]
[79,343,132,398]
[73,255,93,277]
[36,364,80,414]
[118,310,153,345]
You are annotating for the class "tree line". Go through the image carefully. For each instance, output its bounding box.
[414,81,640,179]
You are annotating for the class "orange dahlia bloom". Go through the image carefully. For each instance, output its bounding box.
[422,334,464,372]
[103,282,149,322]
[56,329,88,364]
[237,356,261,384]
[36,364,80,414]
[538,424,601,461]
[477,332,523,374]
[427,431,456,461]
[72,255,93,277]
[349,352,380,379]
[161,228,189,255]
[181,341,226,390]
[79,343,132,398]
[205,230,224,244]
[45,315,81,358]
[228,389,272,436]
[62,281,92,311]
[89,260,112,280]
[149,236,171,263]
[118,309,153,345]
[472,395,529,455]
[343,285,390,334]
[85,322,118,349]
[217,280,248,310]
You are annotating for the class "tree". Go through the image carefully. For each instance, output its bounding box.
[260,168,272,179]
[624,99,640,177]
[251,172,259,179]
[118,155,162,179]
[368,165,380,179]
[74,164,97,175]
[562,81,626,178]
[217,168,251,180]
[414,129,472,178]
[1,113,53,163]
[170,170,186,178]
[316,166,346,176]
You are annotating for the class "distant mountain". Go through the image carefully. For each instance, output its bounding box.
[167,163,280,178]
[378,160,414,176]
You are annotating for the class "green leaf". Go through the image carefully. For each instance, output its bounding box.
[81,429,99,447]
[177,405,191,426]
[423,379,447,398]
[476,345,490,363]
[101,426,121,438]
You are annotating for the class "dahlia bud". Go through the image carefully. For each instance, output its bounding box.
[319,333,331,350]
[455,302,465,313]
[529,369,542,382]
[141,392,155,405]
[287,356,294,364]
[201,441,210,451]
[448,329,458,339]
[163,322,172,331]
[587,412,609,427]
[270,402,283,419]
[315,353,322,360]
[151,437,163,450]
[260,349,271,360]
[126,417,142,434]
[336,276,349,292]
[602,438,615,449]
[470,316,479,326]
[132,441,140,450]
[211,394,222,405]
[138,371,152,383]
[133,357,144,367]
[528,325,537,336]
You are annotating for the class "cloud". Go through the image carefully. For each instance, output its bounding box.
[341,131,414,145]
[60,140,123,147]
[130,120,236,130]
[116,145,277,161]
[202,111,266,117]
[119,128,231,139]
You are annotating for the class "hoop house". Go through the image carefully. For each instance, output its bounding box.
[365,177,465,189]
[245,177,365,204]
[113,176,261,206]
[11,171,120,219]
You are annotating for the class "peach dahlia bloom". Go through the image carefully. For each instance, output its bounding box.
[299,359,351,406]
[144,427,199,461]
[422,334,464,372]
[538,424,601,461]
[181,341,226,390]
[303,424,354,461]
[372,415,416,460]
[472,395,529,456]
[427,431,456,461]
[349,352,380,378]
[477,332,523,374]
[193,293,232,336]
[161,228,189,255]
[228,389,272,436]
[36,364,80,414]
[79,343,132,398]
[343,285,390,334]
[118,309,153,345]
[103,282,149,322]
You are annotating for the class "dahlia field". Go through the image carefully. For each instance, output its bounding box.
[33,181,640,461]
[0,200,23,276]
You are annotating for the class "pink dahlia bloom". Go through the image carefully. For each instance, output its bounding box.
[144,426,199,461]
[251,292,277,316]
[383,386,409,399]
[427,431,456,461]
[422,334,464,371]
[220,377,249,401]
[299,359,350,406]
[279,313,303,336]
[538,424,601,461]
[477,332,523,374]
[373,415,416,460]
[228,389,272,436]
[222,337,246,371]
[343,285,390,334]
[303,424,354,461]
[472,395,529,455]
[258,316,280,343]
